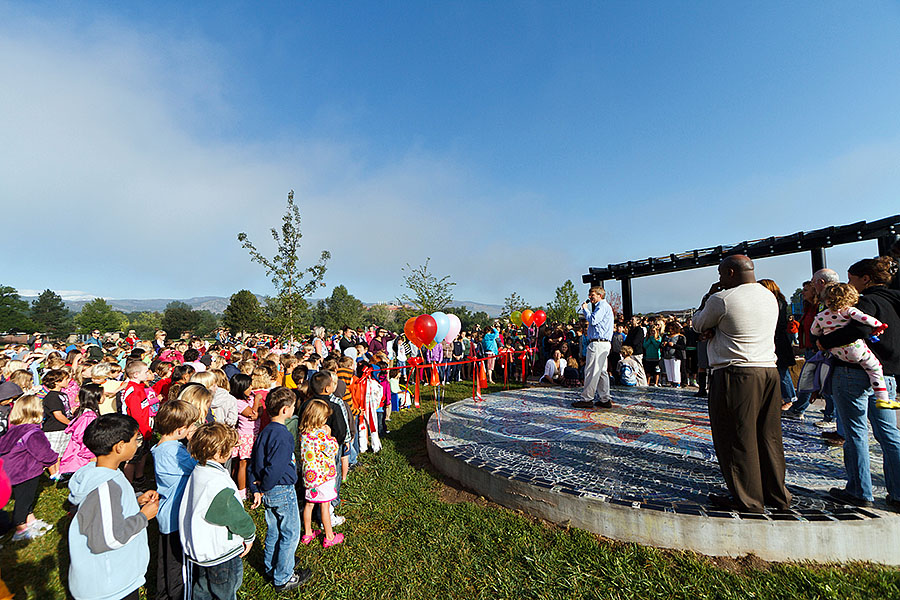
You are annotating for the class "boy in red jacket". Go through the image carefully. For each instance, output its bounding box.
[121,361,159,484]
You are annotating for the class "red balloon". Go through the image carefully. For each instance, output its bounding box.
[414,314,437,345]
[521,309,535,327]
[532,310,547,327]
[404,317,421,347]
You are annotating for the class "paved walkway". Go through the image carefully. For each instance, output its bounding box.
[428,385,889,520]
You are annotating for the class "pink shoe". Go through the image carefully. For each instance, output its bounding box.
[323,533,344,548]
[300,530,321,545]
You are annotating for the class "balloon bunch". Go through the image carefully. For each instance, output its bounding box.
[509,309,547,328]
[403,311,463,348]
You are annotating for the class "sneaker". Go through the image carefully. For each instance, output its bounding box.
[814,419,836,429]
[594,400,613,409]
[273,572,308,593]
[331,514,346,527]
[12,527,44,542]
[571,400,594,409]
[323,533,345,548]
[28,519,53,533]
[781,411,804,421]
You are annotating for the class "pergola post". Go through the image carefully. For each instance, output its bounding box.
[810,247,827,274]
[621,276,633,320]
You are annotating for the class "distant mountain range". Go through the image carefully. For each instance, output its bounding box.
[18,295,504,318]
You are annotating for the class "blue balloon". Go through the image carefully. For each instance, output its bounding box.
[431,311,450,344]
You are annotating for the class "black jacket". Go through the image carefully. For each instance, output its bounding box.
[625,326,645,355]
[819,286,900,377]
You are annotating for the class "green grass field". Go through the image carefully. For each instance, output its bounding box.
[2,382,899,599]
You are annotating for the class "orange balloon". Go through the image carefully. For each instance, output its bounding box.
[521,309,535,327]
[404,317,421,346]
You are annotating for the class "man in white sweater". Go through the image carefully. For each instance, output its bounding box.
[692,255,791,514]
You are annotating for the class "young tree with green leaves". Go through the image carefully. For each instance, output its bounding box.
[30,289,72,337]
[223,290,263,337]
[546,280,580,324]
[75,298,126,334]
[238,190,330,341]
[501,292,526,319]
[126,312,163,339]
[0,285,34,333]
[398,257,455,315]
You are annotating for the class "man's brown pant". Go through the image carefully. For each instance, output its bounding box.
[709,366,791,512]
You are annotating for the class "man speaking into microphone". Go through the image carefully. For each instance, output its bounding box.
[572,286,614,409]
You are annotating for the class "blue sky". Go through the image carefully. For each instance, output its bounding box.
[2,2,899,311]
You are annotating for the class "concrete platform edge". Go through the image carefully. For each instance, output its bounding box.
[426,419,900,565]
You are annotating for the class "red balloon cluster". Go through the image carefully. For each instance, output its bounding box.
[404,314,436,347]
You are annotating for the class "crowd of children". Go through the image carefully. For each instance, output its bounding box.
[0,329,419,599]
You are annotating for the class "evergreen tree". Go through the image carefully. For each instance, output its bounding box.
[238,190,330,340]
[30,289,72,337]
[547,280,580,324]
[398,257,455,314]
[0,285,35,333]
[75,298,124,334]
[319,285,364,331]
[195,310,220,338]
[366,303,398,331]
[161,301,201,338]
[223,290,263,337]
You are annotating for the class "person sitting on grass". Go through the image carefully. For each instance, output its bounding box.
[67,413,160,600]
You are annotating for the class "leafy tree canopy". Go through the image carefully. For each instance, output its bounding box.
[546,280,580,325]
[0,285,35,333]
[75,298,124,334]
[223,290,263,336]
[161,301,201,338]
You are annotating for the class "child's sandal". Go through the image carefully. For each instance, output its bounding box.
[323,533,344,548]
[300,530,321,545]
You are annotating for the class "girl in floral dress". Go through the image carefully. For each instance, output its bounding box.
[300,400,344,548]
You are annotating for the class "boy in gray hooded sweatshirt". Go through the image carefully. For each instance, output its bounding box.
[67,414,159,600]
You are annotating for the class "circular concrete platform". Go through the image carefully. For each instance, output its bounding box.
[425,385,900,564]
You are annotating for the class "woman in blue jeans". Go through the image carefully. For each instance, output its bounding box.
[818,256,900,507]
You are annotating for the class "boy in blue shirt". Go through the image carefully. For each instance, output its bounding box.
[68,414,159,600]
[249,387,311,593]
[152,400,200,600]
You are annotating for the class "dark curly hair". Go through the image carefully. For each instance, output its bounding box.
[847,256,899,286]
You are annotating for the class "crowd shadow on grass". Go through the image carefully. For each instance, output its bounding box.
[8,553,59,600]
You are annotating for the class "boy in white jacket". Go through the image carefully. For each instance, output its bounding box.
[179,423,255,600]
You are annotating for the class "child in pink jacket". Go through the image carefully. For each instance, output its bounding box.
[59,384,102,475]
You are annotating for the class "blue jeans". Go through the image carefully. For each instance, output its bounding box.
[332,453,342,510]
[192,555,243,600]
[349,430,360,466]
[262,484,300,586]
[778,367,796,403]
[831,367,900,501]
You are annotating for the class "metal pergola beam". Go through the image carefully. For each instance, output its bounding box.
[583,215,899,286]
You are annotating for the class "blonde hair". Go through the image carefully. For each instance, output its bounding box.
[10,370,34,391]
[620,345,634,358]
[190,371,218,391]
[188,422,239,465]
[178,384,213,423]
[589,286,606,298]
[3,360,26,378]
[10,394,43,425]
[251,367,271,390]
[46,355,66,370]
[210,368,230,392]
[823,283,859,312]
[299,399,331,433]
[238,360,256,375]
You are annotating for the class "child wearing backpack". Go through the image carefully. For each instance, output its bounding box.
[0,395,58,541]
